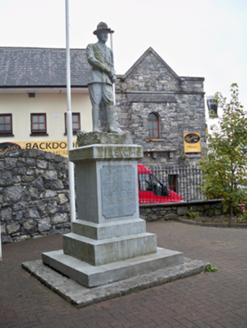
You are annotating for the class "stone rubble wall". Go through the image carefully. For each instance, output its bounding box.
[0,146,224,243]
[140,200,224,222]
[0,149,70,243]
[1,150,223,243]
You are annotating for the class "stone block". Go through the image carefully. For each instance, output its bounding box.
[13,210,26,222]
[0,171,13,186]
[42,247,184,288]
[32,177,44,188]
[26,158,36,166]
[38,219,51,232]
[72,218,146,240]
[58,193,68,204]
[3,185,22,203]
[1,207,12,221]
[74,161,139,224]
[44,190,57,198]
[57,203,70,213]
[44,180,64,190]
[26,207,40,219]
[52,213,69,224]
[13,201,28,211]
[5,158,17,170]
[22,219,38,234]
[13,176,21,183]
[43,170,58,181]
[6,222,20,234]
[37,160,48,169]
[77,131,133,146]
[45,152,56,160]
[54,155,63,163]
[165,213,178,220]
[177,207,188,215]
[69,144,143,163]
[47,200,58,214]
[0,161,4,170]
[63,232,157,266]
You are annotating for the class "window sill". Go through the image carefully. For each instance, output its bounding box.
[30,133,49,137]
[64,132,78,136]
[0,134,14,137]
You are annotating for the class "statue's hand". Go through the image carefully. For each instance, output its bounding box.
[110,73,116,83]
[106,68,116,83]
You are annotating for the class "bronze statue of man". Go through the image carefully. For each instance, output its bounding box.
[86,22,119,133]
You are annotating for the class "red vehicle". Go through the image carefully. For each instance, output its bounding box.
[138,164,184,204]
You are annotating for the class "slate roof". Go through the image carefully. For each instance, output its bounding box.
[0,47,91,87]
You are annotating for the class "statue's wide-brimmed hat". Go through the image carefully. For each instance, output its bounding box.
[93,22,114,35]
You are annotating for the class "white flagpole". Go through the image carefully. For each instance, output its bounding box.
[110,33,116,105]
[65,0,76,222]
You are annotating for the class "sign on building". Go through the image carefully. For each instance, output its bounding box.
[184,132,201,157]
[0,141,78,157]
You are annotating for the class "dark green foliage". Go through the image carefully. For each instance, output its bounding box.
[200,84,247,219]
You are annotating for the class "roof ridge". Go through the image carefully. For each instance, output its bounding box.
[119,47,181,82]
[0,46,86,51]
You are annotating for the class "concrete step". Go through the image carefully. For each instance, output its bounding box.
[42,247,184,288]
[63,232,157,265]
[72,218,146,240]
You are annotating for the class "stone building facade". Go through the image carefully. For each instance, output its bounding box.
[115,47,206,166]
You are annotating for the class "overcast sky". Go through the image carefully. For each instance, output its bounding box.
[0,0,246,119]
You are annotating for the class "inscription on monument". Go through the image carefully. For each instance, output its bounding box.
[101,165,136,218]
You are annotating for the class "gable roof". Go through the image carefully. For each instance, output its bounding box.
[0,47,90,88]
[119,47,181,82]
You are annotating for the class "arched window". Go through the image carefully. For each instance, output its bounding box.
[148,113,159,139]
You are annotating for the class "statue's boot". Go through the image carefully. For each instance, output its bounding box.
[92,106,100,132]
[106,106,119,133]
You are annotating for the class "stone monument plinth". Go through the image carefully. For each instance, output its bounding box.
[42,132,184,287]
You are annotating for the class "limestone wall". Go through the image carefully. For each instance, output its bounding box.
[0,149,70,243]
[140,200,224,222]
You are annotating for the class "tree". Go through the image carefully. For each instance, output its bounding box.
[200,83,247,220]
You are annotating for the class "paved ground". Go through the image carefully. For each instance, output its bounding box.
[1,221,247,328]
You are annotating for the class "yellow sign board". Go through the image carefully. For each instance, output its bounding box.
[184,132,201,153]
[0,140,78,157]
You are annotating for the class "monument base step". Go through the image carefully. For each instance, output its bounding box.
[72,218,146,240]
[42,247,184,288]
[23,256,208,307]
[63,232,157,266]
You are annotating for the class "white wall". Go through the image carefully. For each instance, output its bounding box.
[0,92,92,143]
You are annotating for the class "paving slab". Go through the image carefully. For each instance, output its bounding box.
[2,222,247,328]
[22,256,208,307]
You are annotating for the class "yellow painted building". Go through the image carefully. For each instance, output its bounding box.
[0,90,92,156]
[0,47,92,156]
